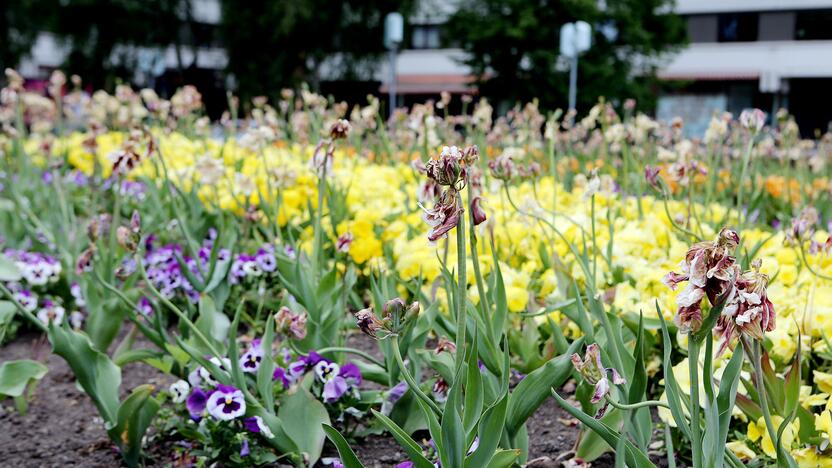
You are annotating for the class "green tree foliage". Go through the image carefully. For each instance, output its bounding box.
[0,1,54,73]
[220,0,414,102]
[446,0,687,112]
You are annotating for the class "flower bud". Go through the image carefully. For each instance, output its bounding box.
[330,119,351,140]
[354,307,387,339]
[739,108,765,133]
[470,196,487,226]
[117,226,137,252]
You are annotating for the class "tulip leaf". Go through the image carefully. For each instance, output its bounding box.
[48,324,121,425]
[278,387,330,466]
[506,337,583,436]
[111,384,160,468]
[465,394,508,468]
[485,449,520,468]
[552,390,655,468]
[0,254,22,281]
[322,424,365,468]
[372,409,434,468]
[0,359,48,397]
[657,303,692,439]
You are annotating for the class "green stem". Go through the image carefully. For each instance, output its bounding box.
[751,339,781,461]
[454,190,467,370]
[466,187,494,343]
[0,283,47,333]
[798,244,832,281]
[734,138,755,228]
[390,337,442,416]
[135,253,223,362]
[317,346,387,369]
[688,337,702,468]
[604,394,671,411]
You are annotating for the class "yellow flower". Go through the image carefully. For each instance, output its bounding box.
[726,441,757,460]
[748,416,798,459]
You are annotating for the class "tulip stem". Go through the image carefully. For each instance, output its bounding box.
[749,338,782,462]
[0,283,47,333]
[390,337,442,416]
[688,337,702,468]
[604,394,670,411]
[455,190,467,370]
[317,346,387,369]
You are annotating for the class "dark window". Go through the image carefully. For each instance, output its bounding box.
[795,9,832,40]
[717,13,758,42]
[412,24,441,49]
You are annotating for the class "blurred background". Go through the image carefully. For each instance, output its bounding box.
[3,0,831,137]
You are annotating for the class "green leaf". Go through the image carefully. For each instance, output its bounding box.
[465,394,508,468]
[372,409,434,468]
[506,337,583,436]
[278,388,330,466]
[111,384,160,467]
[257,313,276,410]
[322,424,365,468]
[657,303,691,439]
[195,295,230,344]
[0,359,48,397]
[627,312,649,449]
[703,345,743,468]
[552,391,655,468]
[0,254,22,281]
[442,369,466,468]
[464,329,484,438]
[48,324,121,424]
[113,348,164,367]
[485,449,520,468]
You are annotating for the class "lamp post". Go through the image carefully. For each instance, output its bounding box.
[559,21,592,111]
[384,12,404,117]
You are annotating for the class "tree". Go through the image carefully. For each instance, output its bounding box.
[48,0,190,90]
[446,0,687,113]
[220,0,414,102]
[0,1,55,73]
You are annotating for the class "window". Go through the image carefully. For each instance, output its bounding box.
[717,13,758,42]
[795,9,832,40]
[412,24,441,49]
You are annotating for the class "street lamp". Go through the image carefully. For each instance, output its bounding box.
[384,12,404,117]
[559,21,592,111]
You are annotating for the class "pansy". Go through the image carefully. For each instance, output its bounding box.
[272,367,290,389]
[169,380,190,404]
[240,339,265,373]
[186,388,208,419]
[198,357,232,387]
[315,361,340,383]
[243,416,275,439]
[206,384,246,421]
[68,310,84,329]
[136,297,154,317]
[15,289,37,312]
[381,381,408,416]
[70,282,85,307]
[37,300,65,325]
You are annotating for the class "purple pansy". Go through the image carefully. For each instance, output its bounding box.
[243,416,275,438]
[272,367,290,389]
[186,388,208,419]
[240,339,264,373]
[206,384,246,420]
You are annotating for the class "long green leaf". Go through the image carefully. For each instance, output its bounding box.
[48,324,121,424]
[322,424,365,468]
[506,337,583,436]
[0,359,48,397]
[372,409,434,468]
[552,391,655,468]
